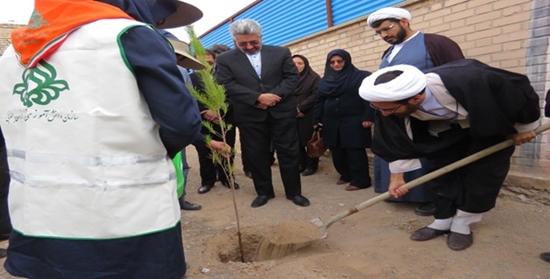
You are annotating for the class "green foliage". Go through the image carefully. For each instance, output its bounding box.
[185,25,228,120]
[185,25,234,179]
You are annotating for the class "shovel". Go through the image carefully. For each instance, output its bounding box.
[254,122,550,261]
[311,122,550,236]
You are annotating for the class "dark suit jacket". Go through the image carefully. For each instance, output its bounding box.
[215,45,300,124]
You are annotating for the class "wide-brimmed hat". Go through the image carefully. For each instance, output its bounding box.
[167,38,205,70]
[156,0,203,29]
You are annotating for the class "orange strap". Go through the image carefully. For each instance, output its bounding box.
[11,0,134,68]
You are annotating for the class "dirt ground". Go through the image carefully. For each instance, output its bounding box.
[1,148,549,279]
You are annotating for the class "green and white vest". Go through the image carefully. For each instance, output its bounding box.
[0,19,181,239]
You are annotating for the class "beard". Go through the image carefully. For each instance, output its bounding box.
[385,24,408,45]
[392,103,420,118]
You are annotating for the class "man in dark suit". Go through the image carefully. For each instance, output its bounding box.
[216,19,310,208]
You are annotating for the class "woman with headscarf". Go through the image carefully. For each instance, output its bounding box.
[293,54,321,176]
[313,49,374,190]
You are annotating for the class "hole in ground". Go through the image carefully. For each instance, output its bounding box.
[208,226,270,263]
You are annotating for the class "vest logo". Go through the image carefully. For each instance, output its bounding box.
[28,10,50,30]
[13,61,70,108]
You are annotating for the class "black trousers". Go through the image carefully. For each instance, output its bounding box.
[193,126,236,186]
[0,129,11,236]
[425,138,515,219]
[238,116,301,197]
[299,147,319,171]
[331,146,371,188]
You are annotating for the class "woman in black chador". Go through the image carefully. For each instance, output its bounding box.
[314,49,375,190]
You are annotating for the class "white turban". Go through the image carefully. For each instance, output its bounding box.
[359,65,426,102]
[367,7,411,27]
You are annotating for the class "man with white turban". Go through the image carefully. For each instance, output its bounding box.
[359,59,540,251]
[366,6,465,217]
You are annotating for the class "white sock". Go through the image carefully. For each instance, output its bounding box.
[450,210,482,234]
[427,217,453,231]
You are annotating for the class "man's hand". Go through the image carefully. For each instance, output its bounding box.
[209,140,231,158]
[257,93,281,107]
[389,173,408,198]
[362,121,373,128]
[509,131,537,145]
[256,103,268,110]
[296,112,305,118]
[201,110,220,123]
[313,123,323,130]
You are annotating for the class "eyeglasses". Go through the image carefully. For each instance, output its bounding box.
[329,59,344,65]
[236,40,261,47]
[370,103,402,114]
[375,23,396,36]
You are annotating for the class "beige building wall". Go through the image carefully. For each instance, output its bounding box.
[286,0,550,191]
[0,24,22,56]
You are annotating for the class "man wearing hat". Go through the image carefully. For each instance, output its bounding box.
[188,49,242,195]
[163,31,209,211]
[359,59,540,251]
[0,0,212,278]
[367,7,465,216]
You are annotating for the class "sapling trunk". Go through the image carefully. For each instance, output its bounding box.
[185,26,245,262]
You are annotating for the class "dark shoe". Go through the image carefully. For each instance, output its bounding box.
[198,184,214,194]
[410,227,449,241]
[286,195,310,207]
[345,185,367,191]
[251,194,275,208]
[0,248,6,258]
[540,252,550,263]
[301,167,317,176]
[447,231,473,251]
[181,200,202,211]
[222,181,240,190]
[414,203,435,216]
[244,170,253,179]
[336,179,350,185]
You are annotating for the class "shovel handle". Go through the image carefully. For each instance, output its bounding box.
[323,122,550,229]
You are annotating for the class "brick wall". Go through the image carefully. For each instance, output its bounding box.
[285,0,550,190]
[0,24,23,56]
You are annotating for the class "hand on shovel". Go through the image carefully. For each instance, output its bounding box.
[509,130,537,145]
[389,173,408,198]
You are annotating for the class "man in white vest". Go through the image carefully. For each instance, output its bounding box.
[0,0,227,278]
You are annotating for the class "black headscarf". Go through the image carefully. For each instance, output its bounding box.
[318,49,371,97]
[292,54,321,96]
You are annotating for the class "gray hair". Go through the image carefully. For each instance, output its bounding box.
[229,19,262,38]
